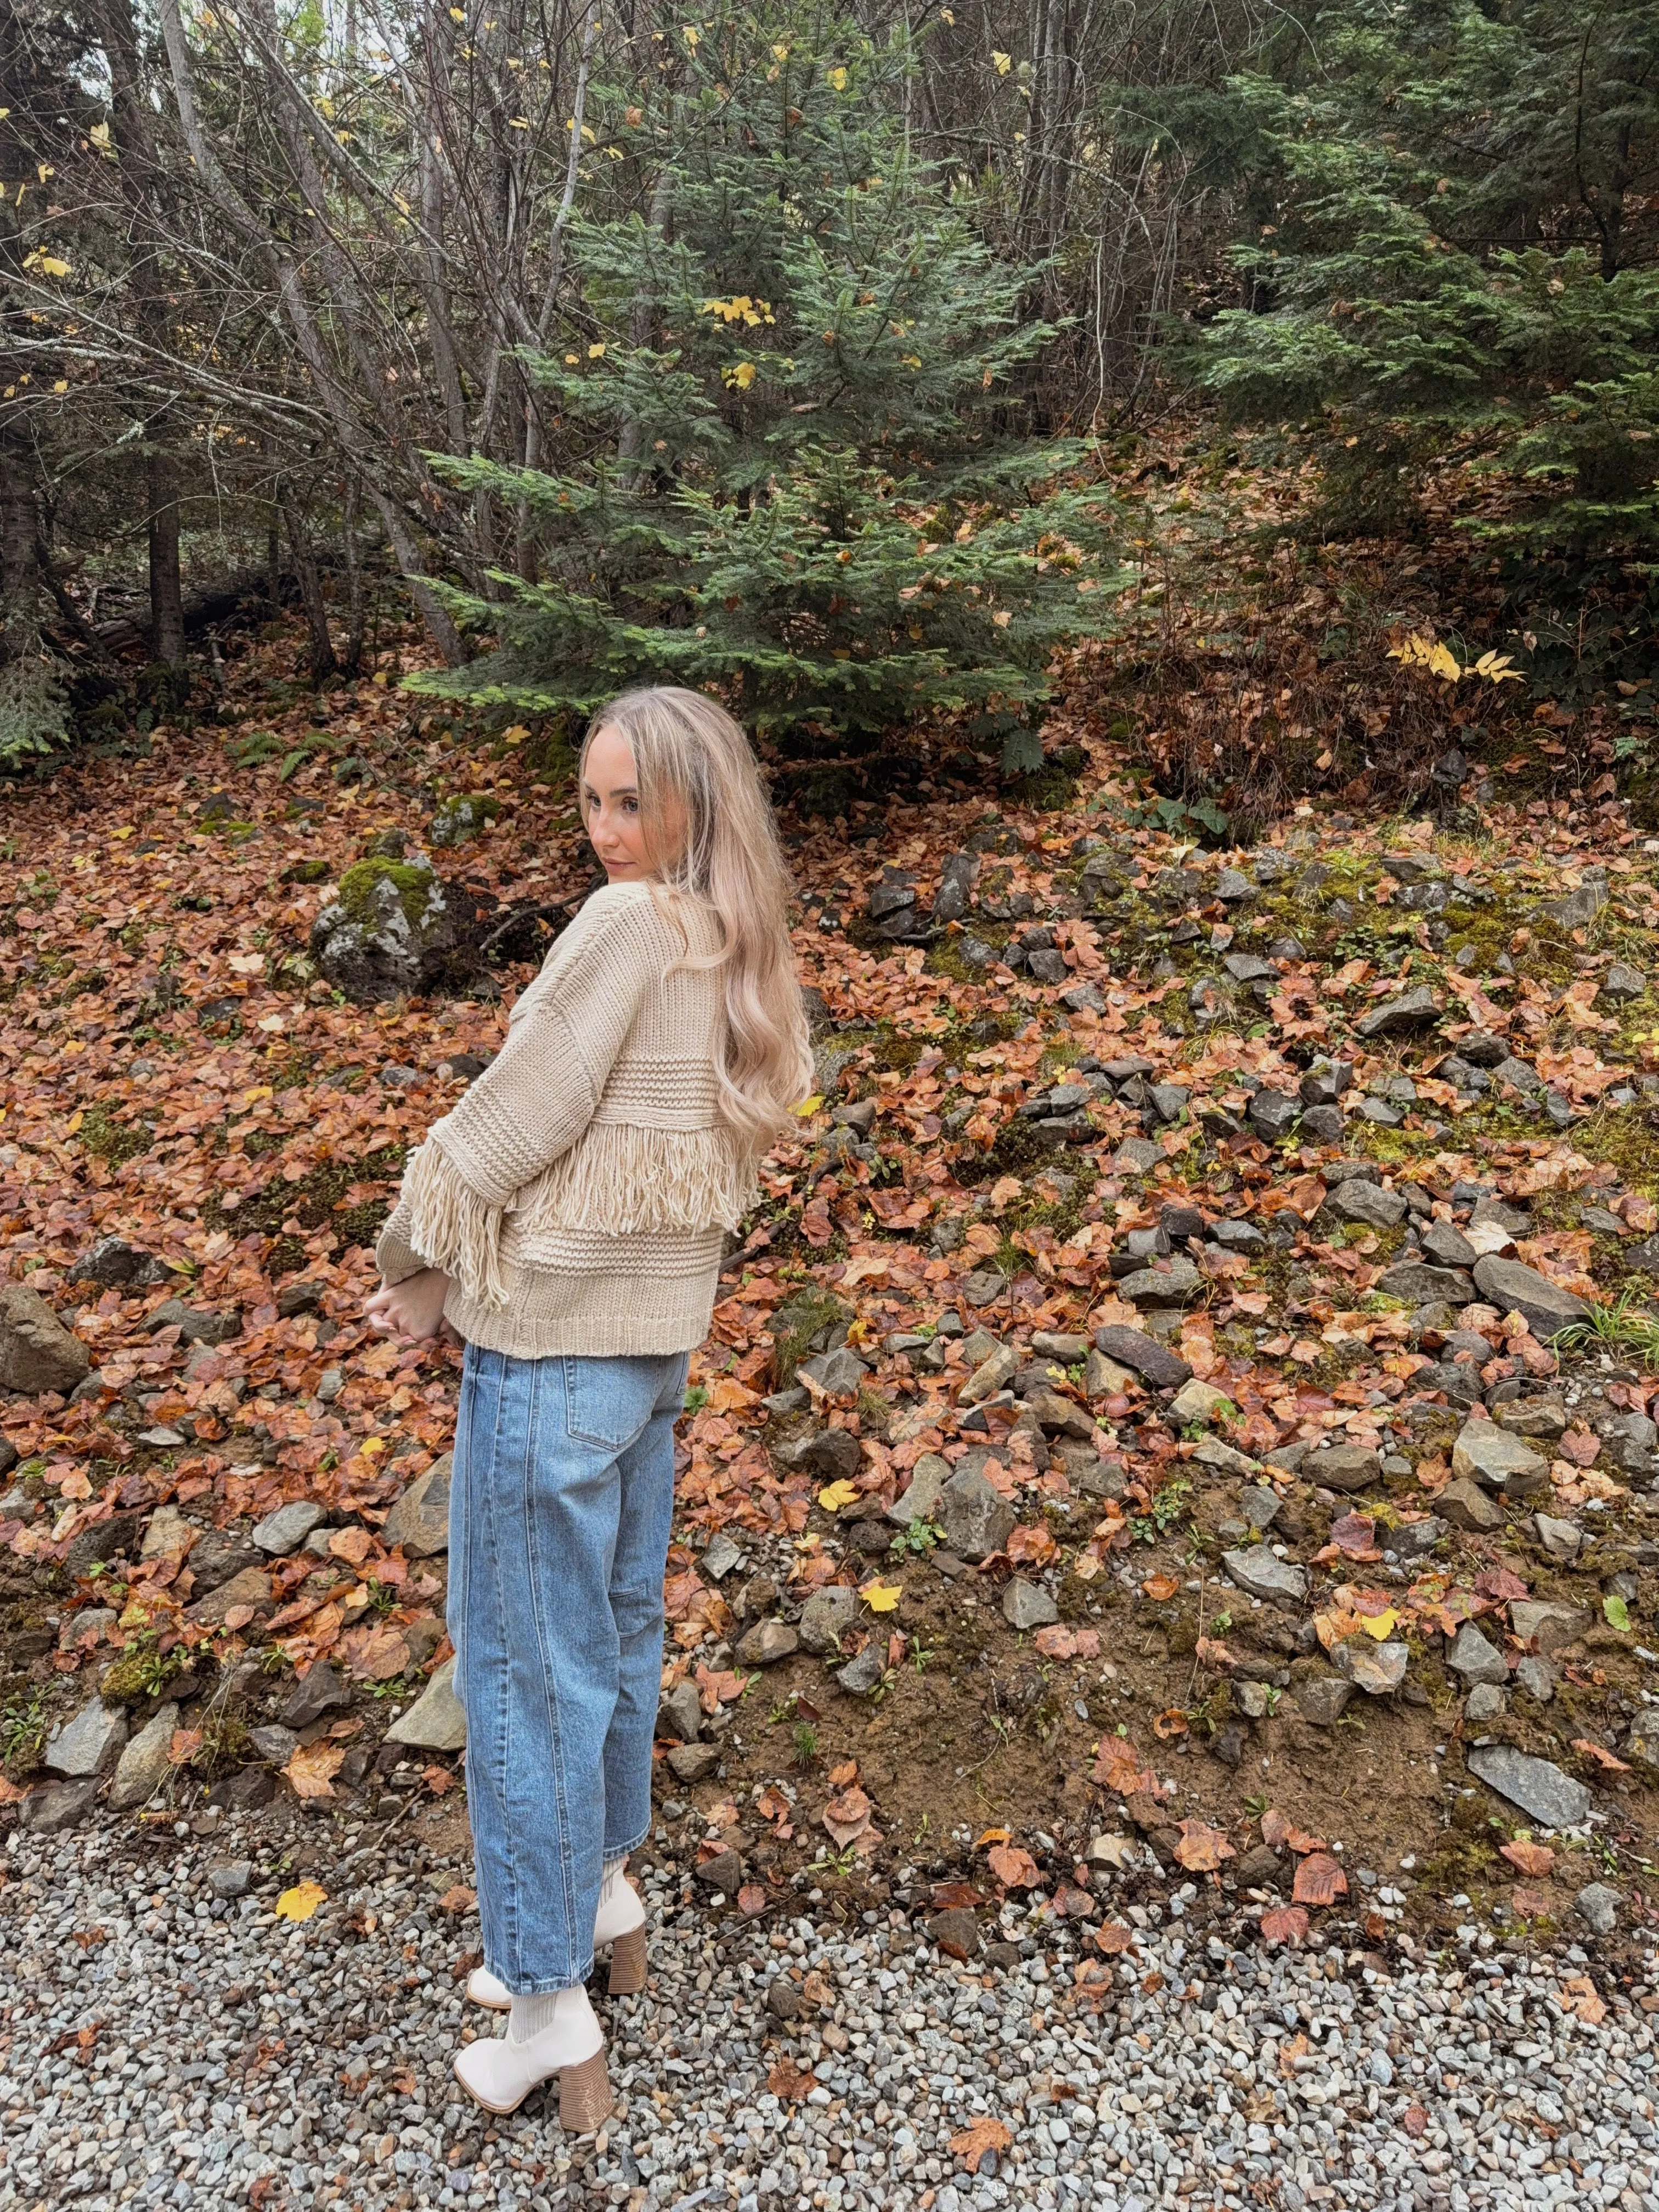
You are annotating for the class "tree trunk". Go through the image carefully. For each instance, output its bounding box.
[278,482,340,686]
[0,427,39,645]
[148,446,186,665]
[341,476,366,680]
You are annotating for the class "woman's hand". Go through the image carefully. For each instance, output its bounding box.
[365,1268,453,1344]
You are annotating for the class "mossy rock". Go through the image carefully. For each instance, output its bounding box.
[309,857,469,1005]
[771,1286,853,1387]
[281,858,331,886]
[99,1646,184,1708]
[428,793,503,848]
[335,857,439,931]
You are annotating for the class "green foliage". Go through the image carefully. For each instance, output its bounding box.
[411,0,1124,762]
[0,651,71,769]
[334,856,439,930]
[1182,0,1659,663]
[0,1691,47,1771]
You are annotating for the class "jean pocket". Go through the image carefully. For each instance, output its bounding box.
[562,1353,675,1451]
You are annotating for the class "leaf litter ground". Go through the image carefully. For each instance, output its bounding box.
[3,584,1659,2000]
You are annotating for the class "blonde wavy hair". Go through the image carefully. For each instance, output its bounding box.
[580,686,813,1151]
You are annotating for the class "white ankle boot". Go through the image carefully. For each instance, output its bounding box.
[466,1859,648,2011]
[453,1983,612,2125]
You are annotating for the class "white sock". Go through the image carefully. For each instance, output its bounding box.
[507,1990,568,2042]
[600,1855,627,1900]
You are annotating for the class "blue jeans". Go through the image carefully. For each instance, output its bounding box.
[449,1342,690,1994]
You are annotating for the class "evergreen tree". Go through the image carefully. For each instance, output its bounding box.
[1178,0,1659,582]
[412,1,1122,774]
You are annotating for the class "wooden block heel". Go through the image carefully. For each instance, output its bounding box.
[607,1924,648,1995]
[558,2049,614,2132]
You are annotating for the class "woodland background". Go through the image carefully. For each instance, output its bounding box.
[2,0,1656,802]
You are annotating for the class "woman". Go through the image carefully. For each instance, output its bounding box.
[366,687,810,2126]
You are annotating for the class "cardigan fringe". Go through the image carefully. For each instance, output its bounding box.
[401,1138,510,1312]
[510,1120,756,1240]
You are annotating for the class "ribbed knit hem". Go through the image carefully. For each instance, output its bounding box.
[443,1272,719,1359]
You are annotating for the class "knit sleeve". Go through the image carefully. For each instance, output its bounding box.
[373,887,673,1306]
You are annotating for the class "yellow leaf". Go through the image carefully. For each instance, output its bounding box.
[725,360,757,390]
[826,65,848,89]
[241,1085,273,1106]
[66,1108,84,1136]
[111,825,135,840]
[791,1094,823,1116]
[817,1480,860,1513]
[588,342,606,358]
[274,1881,328,1922]
[360,1435,386,1454]
[682,23,699,45]
[860,1578,902,1612]
[53,379,67,393]
[31,253,72,278]
[1427,642,1461,681]
[502,723,529,745]
[992,49,1012,72]
[1361,1607,1400,1640]
[991,609,1012,628]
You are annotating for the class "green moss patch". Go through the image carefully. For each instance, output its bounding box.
[335,857,439,930]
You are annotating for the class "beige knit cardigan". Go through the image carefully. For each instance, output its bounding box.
[375,881,753,1357]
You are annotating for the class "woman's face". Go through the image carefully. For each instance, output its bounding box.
[581,724,652,881]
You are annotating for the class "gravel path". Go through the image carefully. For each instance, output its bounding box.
[2,1812,1657,2212]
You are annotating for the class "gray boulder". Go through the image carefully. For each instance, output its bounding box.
[1470,1258,1592,1337]
[1466,1745,1590,1830]
[45,1696,127,1779]
[385,1656,467,1750]
[109,1702,182,1812]
[938,1468,1016,1563]
[1353,988,1440,1039]
[0,1284,90,1396]
[1220,1548,1307,1608]
[799,1585,860,1656]
[380,1458,452,1557]
[309,854,465,1005]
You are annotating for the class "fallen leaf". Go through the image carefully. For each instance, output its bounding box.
[859,1577,902,1612]
[987,1843,1040,1888]
[422,1764,457,1795]
[1292,1852,1348,1907]
[1499,1838,1556,1878]
[816,1480,860,1513]
[1572,1739,1631,1771]
[827,1758,860,1787]
[283,1741,346,1799]
[1141,1572,1180,1601]
[822,1785,873,1847]
[1260,1905,1309,1946]
[1173,1819,1235,1872]
[768,2059,816,2100]
[1093,1920,1137,1955]
[167,1728,204,1767]
[737,1883,769,1916]
[1560,1974,1607,2025]
[274,1881,327,1923]
[949,2118,1012,2171]
[1033,1624,1101,1660]
[437,1885,476,1912]
[1152,1707,1189,1740]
